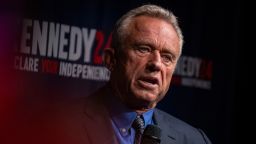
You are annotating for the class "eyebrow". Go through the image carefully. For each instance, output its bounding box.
[133,40,175,54]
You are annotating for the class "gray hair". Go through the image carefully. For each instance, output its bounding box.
[111,4,184,54]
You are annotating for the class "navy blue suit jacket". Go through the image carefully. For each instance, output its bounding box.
[73,86,212,144]
[11,86,211,144]
[153,108,212,144]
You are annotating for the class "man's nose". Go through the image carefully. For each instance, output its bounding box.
[146,51,162,72]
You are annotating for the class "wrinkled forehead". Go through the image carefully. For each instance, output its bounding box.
[125,16,180,51]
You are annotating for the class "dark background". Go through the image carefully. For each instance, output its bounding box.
[1,0,239,143]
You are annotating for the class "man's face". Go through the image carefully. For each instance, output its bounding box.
[112,16,181,110]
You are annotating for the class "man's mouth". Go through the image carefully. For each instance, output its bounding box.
[137,76,159,89]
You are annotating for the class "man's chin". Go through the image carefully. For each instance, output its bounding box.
[136,94,158,106]
[128,100,157,112]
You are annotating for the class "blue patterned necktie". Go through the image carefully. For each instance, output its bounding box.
[132,115,145,144]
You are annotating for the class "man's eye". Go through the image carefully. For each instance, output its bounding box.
[137,47,151,53]
[161,55,173,63]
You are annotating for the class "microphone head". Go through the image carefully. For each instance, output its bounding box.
[142,124,162,143]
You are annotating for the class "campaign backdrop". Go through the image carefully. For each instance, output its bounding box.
[10,0,238,143]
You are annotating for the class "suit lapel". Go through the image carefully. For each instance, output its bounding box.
[153,109,182,144]
[82,88,118,144]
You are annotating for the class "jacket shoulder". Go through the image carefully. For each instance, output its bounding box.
[154,108,211,144]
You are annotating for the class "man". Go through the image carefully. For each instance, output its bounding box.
[29,4,210,144]
[75,4,212,144]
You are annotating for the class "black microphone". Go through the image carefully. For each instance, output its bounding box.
[141,124,162,144]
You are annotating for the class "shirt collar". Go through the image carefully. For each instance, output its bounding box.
[103,90,154,132]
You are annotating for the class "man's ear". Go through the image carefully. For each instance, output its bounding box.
[103,48,116,71]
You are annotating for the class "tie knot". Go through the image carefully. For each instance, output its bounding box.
[132,115,145,134]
